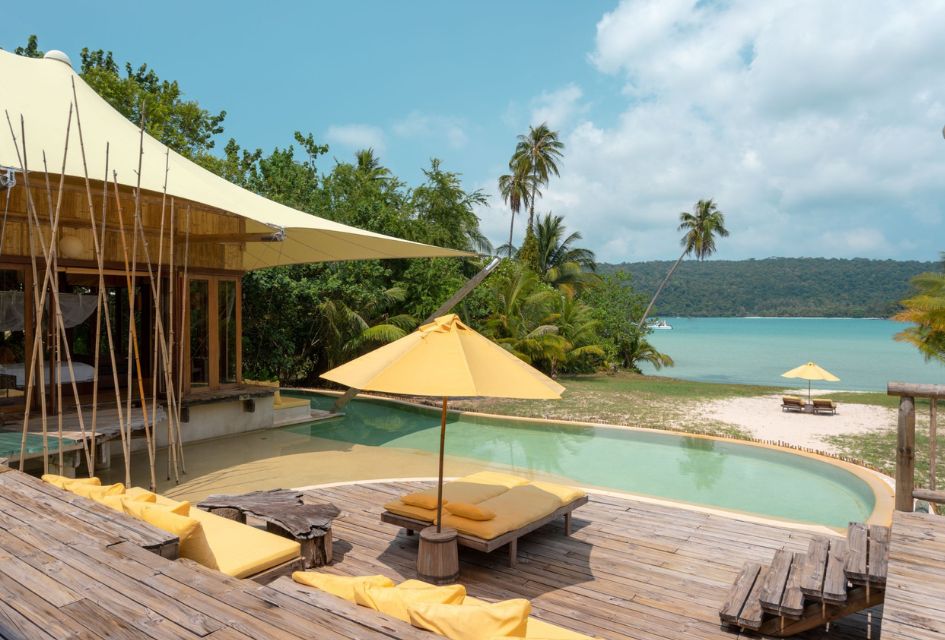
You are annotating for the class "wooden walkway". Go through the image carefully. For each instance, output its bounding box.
[881,510,945,639]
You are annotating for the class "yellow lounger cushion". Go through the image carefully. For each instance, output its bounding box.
[444,502,496,521]
[527,481,586,507]
[100,490,156,511]
[42,474,100,489]
[293,572,395,602]
[181,507,301,579]
[408,599,531,640]
[67,482,125,501]
[401,492,444,510]
[521,617,597,639]
[442,485,563,540]
[384,500,437,523]
[354,579,466,622]
[122,499,201,542]
[153,494,192,516]
[458,471,531,490]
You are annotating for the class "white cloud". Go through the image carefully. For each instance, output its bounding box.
[530,84,586,128]
[393,112,468,149]
[325,124,386,154]
[480,0,945,262]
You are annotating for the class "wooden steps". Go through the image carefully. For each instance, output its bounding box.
[719,522,889,637]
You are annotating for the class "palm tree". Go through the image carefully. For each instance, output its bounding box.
[497,167,539,257]
[511,124,564,229]
[637,199,729,329]
[894,272,945,364]
[531,213,599,295]
[354,148,390,182]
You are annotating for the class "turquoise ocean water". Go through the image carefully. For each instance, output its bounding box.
[641,317,945,391]
[293,394,875,528]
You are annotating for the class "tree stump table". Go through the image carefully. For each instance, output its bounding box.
[197,489,340,568]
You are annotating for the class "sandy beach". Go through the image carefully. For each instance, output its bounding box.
[697,390,897,452]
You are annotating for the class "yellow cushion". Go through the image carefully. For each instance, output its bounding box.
[125,487,157,500]
[42,474,100,489]
[459,471,531,490]
[100,490,156,512]
[444,502,495,521]
[523,617,597,639]
[152,494,192,516]
[67,482,125,501]
[527,481,586,506]
[442,485,563,540]
[293,572,395,602]
[384,500,437,523]
[354,580,466,622]
[408,599,531,640]
[402,493,443,510]
[183,508,300,578]
[122,499,200,541]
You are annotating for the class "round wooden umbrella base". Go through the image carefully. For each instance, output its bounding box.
[417,526,459,585]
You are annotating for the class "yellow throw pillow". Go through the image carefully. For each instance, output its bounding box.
[444,502,496,521]
[42,474,100,489]
[67,482,125,501]
[401,493,444,510]
[292,572,395,603]
[354,580,466,622]
[100,490,156,512]
[122,499,200,541]
[166,500,191,516]
[408,599,531,640]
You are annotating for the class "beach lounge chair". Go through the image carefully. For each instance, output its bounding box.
[812,398,838,415]
[781,395,806,412]
[44,475,303,583]
[281,572,598,639]
[380,471,588,566]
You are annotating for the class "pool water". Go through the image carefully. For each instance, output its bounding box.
[286,393,876,529]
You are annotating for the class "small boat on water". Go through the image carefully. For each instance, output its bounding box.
[647,319,673,330]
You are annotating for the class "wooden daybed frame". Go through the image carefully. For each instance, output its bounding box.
[380,495,588,567]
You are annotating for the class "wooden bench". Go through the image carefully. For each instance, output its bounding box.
[381,495,588,567]
[720,523,889,637]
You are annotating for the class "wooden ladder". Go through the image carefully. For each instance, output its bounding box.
[719,523,889,637]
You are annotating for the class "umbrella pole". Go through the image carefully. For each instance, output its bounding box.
[436,397,447,534]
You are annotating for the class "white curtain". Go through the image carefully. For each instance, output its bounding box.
[0,291,98,332]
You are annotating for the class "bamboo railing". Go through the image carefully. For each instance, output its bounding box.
[888,381,944,512]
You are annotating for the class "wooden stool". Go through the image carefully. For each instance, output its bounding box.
[417,526,459,585]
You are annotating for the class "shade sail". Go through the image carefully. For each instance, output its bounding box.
[321,314,564,399]
[0,50,472,270]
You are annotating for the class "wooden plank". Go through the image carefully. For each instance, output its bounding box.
[779,552,806,618]
[868,524,890,585]
[718,562,760,625]
[845,523,868,582]
[736,566,768,630]
[799,536,829,598]
[822,539,849,604]
[759,548,792,613]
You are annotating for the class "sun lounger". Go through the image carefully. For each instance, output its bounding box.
[812,398,838,415]
[781,395,806,412]
[381,471,588,566]
[280,572,598,639]
[44,475,303,583]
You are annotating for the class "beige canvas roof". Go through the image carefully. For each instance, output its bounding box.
[0,49,472,270]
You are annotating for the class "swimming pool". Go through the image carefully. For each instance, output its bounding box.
[285,392,881,529]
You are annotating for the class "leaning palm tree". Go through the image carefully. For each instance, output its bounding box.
[894,271,945,364]
[497,167,539,256]
[637,199,729,329]
[511,123,564,228]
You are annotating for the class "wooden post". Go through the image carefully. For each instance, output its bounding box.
[931,400,938,492]
[896,395,916,512]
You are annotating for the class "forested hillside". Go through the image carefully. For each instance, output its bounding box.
[602,258,937,317]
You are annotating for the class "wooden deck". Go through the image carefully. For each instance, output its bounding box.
[5,470,937,640]
[881,510,945,639]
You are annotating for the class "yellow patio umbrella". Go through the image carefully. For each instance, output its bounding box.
[781,361,840,404]
[321,313,564,532]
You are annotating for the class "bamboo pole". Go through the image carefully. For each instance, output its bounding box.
[167,198,178,475]
[71,79,130,480]
[41,154,65,473]
[175,207,191,475]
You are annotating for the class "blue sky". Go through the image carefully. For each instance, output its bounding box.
[4,1,945,263]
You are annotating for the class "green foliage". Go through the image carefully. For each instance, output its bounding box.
[895,271,945,364]
[603,257,936,317]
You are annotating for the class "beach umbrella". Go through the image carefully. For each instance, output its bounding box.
[781,361,840,404]
[321,313,564,532]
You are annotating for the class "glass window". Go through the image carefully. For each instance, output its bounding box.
[189,279,209,387]
[218,280,237,384]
